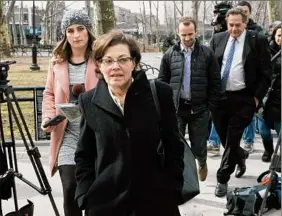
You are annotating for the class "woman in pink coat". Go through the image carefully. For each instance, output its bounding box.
[41,9,98,216]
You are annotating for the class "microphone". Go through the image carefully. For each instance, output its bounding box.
[71,83,85,104]
[72,83,85,97]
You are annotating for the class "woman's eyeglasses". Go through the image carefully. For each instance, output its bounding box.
[100,57,133,67]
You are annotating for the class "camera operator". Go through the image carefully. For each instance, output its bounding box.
[257,24,281,162]
[211,1,233,34]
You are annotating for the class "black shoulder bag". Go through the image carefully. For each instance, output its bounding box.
[149,80,200,204]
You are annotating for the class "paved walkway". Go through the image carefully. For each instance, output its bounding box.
[1,134,280,216]
[1,53,281,215]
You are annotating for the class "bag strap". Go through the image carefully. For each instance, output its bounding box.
[150,80,165,156]
[150,80,161,121]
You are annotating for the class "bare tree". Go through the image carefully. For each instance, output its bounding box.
[149,1,152,45]
[153,1,160,51]
[173,1,177,35]
[11,6,18,45]
[164,1,169,34]
[173,1,183,17]
[140,1,147,51]
[41,1,53,45]
[19,0,27,45]
[192,1,201,25]
[181,1,184,16]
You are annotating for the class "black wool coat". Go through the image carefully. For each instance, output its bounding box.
[75,71,184,216]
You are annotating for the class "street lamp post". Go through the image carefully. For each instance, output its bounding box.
[30,0,40,71]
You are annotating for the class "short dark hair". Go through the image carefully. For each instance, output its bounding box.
[225,8,248,24]
[178,17,197,32]
[236,1,252,13]
[92,29,141,66]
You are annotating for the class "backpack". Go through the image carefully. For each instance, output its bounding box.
[224,171,281,216]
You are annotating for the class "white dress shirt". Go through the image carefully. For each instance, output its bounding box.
[221,30,246,91]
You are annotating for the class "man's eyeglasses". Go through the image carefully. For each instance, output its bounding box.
[100,57,133,67]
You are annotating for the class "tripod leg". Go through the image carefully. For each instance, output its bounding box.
[2,87,60,216]
[258,131,281,216]
[0,103,19,212]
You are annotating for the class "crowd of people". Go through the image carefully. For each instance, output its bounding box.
[41,1,280,215]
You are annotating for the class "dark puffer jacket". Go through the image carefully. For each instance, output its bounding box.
[247,19,266,35]
[261,41,281,124]
[158,40,221,114]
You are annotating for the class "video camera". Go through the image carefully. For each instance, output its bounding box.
[211,1,233,34]
[0,60,16,85]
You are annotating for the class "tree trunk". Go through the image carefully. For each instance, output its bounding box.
[173,1,177,35]
[203,1,206,44]
[149,1,152,45]
[267,0,281,23]
[0,0,11,57]
[192,1,201,25]
[153,1,160,51]
[141,1,147,52]
[92,0,115,36]
[52,1,57,43]
[11,7,18,46]
[19,0,27,45]
[164,1,169,34]
[41,0,51,45]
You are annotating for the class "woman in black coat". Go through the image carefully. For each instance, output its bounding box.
[258,24,281,162]
[74,30,184,216]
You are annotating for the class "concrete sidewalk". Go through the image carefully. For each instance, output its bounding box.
[1,134,280,216]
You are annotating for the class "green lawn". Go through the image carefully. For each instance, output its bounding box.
[1,56,49,139]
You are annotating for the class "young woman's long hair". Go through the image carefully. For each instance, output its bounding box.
[52,28,96,63]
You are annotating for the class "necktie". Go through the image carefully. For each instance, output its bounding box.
[183,50,191,99]
[222,38,236,89]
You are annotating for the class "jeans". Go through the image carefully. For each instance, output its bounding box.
[208,122,221,146]
[242,115,256,144]
[209,116,256,146]
[257,118,281,141]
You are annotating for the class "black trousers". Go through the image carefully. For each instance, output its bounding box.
[59,165,82,216]
[212,89,255,184]
[177,99,209,167]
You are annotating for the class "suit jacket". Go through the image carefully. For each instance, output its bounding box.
[75,71,184,216]
[42,59,99,176]
[210,30,272,100]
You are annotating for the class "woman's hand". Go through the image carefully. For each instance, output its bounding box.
[41,117,55,132]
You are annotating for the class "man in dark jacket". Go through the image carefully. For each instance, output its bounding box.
[236,1,267,153]
[236,1,266,35]
[210,8,271,197]
[158,17,221,182]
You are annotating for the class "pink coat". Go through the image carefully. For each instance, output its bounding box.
[42,59,99,177]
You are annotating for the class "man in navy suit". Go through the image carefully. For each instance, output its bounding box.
[210,8,272,197]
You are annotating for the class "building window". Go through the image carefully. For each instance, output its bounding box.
[23,14,28,22]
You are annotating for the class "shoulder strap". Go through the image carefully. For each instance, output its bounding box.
[150,80,161,121]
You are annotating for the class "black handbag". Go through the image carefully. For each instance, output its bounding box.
[5,200,34,216]
[150,80,200,203]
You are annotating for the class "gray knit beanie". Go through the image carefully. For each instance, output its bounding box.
[61,9,92,34]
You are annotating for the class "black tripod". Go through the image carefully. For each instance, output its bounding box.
[0,61,59,216]
[258,131,281,216]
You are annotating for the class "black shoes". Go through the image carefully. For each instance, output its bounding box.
[235,159,246,178]
[235,150,249,178]
[262,139,274,162]
[215,183,228,197]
